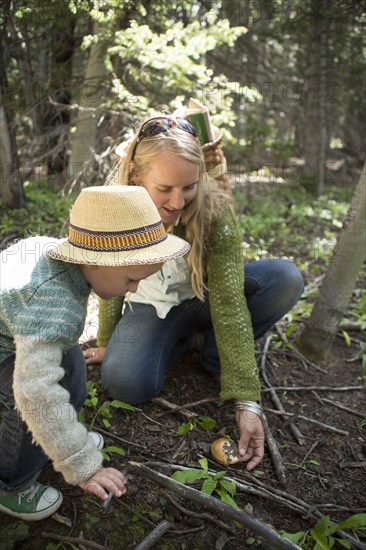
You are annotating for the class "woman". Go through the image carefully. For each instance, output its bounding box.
[85,115,304,471]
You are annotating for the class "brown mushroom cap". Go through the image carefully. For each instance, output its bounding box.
[211,437,240,465]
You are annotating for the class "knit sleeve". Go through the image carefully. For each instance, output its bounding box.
[207,206,261,403]
[97,296,124,347]
[13,336,103,485]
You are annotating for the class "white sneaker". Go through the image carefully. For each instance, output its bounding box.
[89,431,104,450]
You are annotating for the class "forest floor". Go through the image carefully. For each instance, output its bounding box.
[1,176,365,550]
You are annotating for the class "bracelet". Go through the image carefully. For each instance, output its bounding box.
[234,400,263,419]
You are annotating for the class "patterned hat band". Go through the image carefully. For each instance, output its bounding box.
[47,186,190,266]
[69,220,167,252]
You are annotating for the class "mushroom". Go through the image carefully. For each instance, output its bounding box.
[211,437,240,465]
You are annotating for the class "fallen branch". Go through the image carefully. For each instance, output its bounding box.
[127,461,302,550]
[339,323,365,332]
[260,334,305,445]
[142,460,354,519]
[134,520,173,550]
[155,397,218,417]
[319,397,366,418]
[339,461,366,469]
[152,397,198,418]
[261,413,286,486]
[262,385,364,392]
[264,408,349,435]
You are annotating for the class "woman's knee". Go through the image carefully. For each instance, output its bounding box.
[101,354,158,404]
[273,259,304,305]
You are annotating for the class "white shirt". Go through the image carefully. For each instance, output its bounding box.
[124,256,194,319]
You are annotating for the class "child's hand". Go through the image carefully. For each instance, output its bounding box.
[79,467,127,501]
[83,347,106,364]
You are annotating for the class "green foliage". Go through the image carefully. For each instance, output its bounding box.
[235,185,352,282]
[279,514,366,550]
[80,379,136,430]
[79,380,135,460]
[0,179,72,243]
[102,445,125,462]
[106,14,249,124]
[171,458,239,510]
[176,415,216,435]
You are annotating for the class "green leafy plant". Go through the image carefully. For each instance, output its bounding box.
[171,457,238,509]
[101,445,126,462]
[279,513,366,549]
[246,535,263,546]
[80,380,136,430]
[176,415,216,435]
[79,381,135,460]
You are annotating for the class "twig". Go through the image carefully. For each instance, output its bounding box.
[300,440,320,468]
[172,438,187,460]
[292,347,328,373]
[261,413,286,486]
[336,332,365,346]
[166,494,235,534]
[339,323,365,332]
[339,461,366,468]
[95,427,147,450]
[260,334,305,445]
[134,520,173,550]
[319,397,366,418]
[262,385,364,392]
[152,397,198,418]
[264,408,349,435]
[127,461,302,550]
[41,532,107,549]
[155,397,218,417]
[172,525,206,534]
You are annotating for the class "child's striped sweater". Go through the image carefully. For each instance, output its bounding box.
[0,237,103,485]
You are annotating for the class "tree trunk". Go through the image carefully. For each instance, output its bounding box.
[7,8,43,135]
[0,8,25,208]
[296,162,366,361]
[0,105,25,208]
[67,21,108,191]
[301,0,329,193]
[317,0,329,196]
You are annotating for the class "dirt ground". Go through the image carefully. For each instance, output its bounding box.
[1,322,365,550]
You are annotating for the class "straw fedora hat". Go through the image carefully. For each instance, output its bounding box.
[47,186,190,266]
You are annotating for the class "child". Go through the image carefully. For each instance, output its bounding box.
[0,185,190,521]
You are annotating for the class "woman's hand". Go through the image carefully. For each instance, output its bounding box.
[79,466,127,501]
[235,409,265,471]
[83,347,106,365]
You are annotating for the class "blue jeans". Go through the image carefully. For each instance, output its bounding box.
[102,259,303,404]
[0,345,87,494]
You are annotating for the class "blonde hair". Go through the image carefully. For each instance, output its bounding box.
[108,118,229,299]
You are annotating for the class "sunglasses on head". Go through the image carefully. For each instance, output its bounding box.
[130,116,198,160]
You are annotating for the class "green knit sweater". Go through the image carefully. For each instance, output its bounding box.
[0,236,104,485]
[98,207,261,403]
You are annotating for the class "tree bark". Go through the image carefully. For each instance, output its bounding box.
[0,5,25,208]
[301,0,329,193]
[67,21,108,190]
[296,162,366,361]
